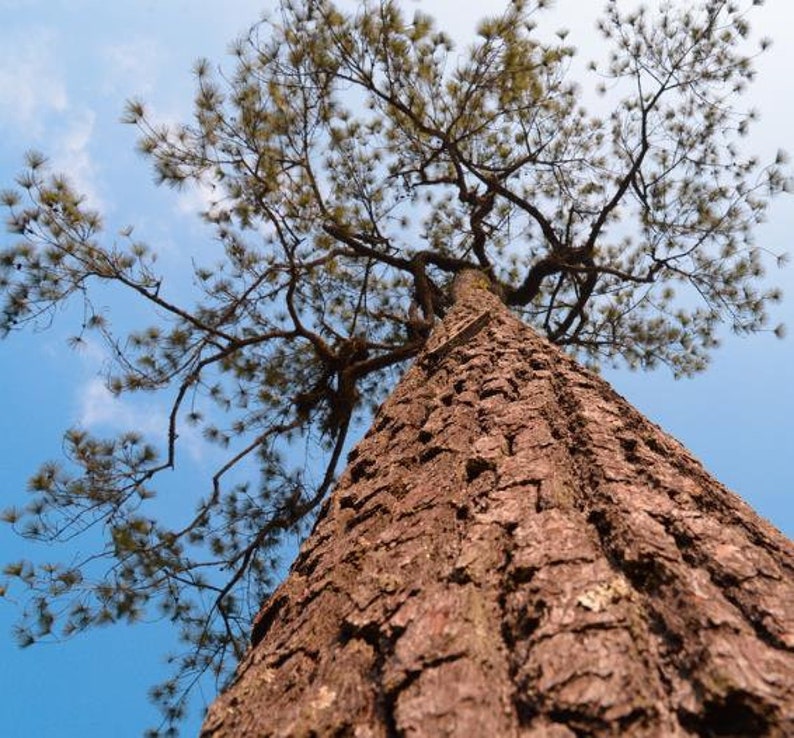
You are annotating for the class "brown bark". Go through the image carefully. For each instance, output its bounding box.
[201,271,794,738]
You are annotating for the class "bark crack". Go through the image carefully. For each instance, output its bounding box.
[541,354,790,736]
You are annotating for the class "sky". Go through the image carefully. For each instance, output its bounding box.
[0,1,792,736]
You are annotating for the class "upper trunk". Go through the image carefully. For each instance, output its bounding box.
[202,271,794,737]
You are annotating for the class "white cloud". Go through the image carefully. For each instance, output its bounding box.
[0,24,104,208]
[74,342,209,465]
[100,38,161,97]
[0,27,68,134]
[77,376,211,463]
[79,377,166,437]
[175,177,220,219]
[50,108,104,210]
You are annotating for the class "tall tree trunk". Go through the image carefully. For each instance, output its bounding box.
[201,272,794,738]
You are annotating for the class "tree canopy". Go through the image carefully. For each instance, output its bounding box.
[0,0,788,733]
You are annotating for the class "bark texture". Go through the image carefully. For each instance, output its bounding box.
[202,272,794,737]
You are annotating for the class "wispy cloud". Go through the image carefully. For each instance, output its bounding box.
[100,37,161,97]
[79,376,164,435]
[0,27,68,134]
[73,337,209,464]
[0,23,104,209]
[175,177,221,219]
[50,109,104,210]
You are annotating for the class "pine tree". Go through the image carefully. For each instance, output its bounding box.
[202,270,794,737]
[0,1,790,734]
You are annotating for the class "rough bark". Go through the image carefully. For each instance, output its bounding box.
[201,271,794,738]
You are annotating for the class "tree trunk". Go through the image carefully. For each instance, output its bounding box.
[201,272,794,738]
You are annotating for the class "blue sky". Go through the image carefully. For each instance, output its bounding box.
[1,1,792,736]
